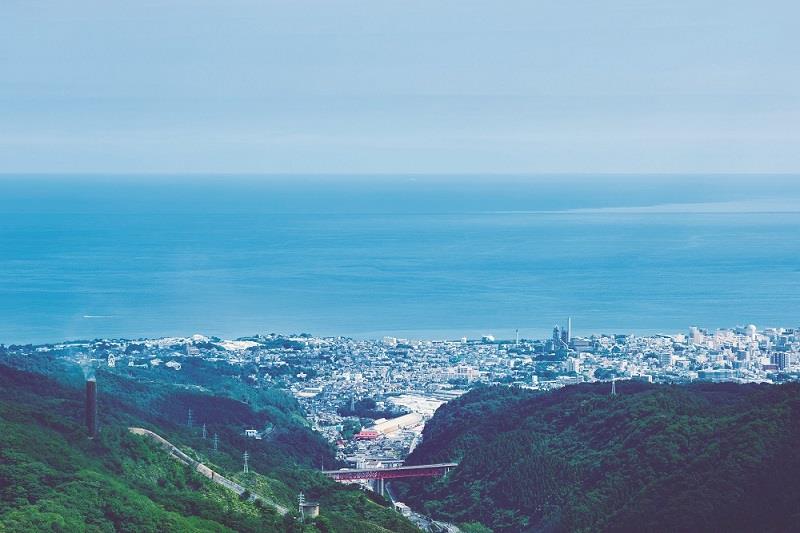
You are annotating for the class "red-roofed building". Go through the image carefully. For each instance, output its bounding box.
[355,429,380,440]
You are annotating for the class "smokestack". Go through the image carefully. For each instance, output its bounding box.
[86,378,97,439]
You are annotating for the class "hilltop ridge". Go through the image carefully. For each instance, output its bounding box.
[0,361,418,532]
[395,381,800,532]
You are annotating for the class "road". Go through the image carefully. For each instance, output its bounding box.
[130,427,458,529]
[404,511,461,533]
[385,481,461,533]
[129,427,289,515]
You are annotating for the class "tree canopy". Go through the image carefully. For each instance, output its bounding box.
[395,381,800,533]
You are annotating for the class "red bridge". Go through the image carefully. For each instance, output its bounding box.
[322,463,457,482]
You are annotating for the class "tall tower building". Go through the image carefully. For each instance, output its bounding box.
[688,326,704,345]
[567,317,572,344]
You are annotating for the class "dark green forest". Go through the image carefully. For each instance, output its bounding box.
[394,382,800,533]
[0,360,418,533]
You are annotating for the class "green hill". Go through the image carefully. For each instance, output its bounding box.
[394,382,800,533]
[0,362,418,533]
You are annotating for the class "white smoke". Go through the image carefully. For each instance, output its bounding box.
[77,353,96,380]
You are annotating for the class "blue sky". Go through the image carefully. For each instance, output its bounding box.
[1,1,797,174]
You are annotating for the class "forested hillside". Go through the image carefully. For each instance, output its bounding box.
[395,382,800,533]
[0,362,417,533]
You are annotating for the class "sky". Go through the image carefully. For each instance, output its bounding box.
[1,0,798,174]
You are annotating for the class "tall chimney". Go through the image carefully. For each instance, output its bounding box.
[86,378,97,439]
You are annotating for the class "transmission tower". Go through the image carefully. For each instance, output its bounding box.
[187,408,193,428]
[213,433,219,451]
[611,378,617,396]
[243,451,249,474]
[298,492,306,521]
[202,423,207,439]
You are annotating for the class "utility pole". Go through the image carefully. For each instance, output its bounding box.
[213,433,219,452]
[187,408,193,428]
[243,451,249,474]
[202,423,207,439]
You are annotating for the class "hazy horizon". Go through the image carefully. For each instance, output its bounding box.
[2,1,798,174]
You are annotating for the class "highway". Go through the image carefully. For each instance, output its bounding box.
[130,427,459,528]
[129,427,289,515]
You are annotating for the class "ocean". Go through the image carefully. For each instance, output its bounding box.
[1,174,799,344]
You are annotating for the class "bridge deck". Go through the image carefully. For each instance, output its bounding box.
[322,463,457,481]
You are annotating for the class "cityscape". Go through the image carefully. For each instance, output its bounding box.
[3,0,799,529]
[7,320,797,470]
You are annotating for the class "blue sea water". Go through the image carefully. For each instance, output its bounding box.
[1,175,799,344]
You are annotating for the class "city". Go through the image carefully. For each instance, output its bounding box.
[3,0,799,529]
[5,320,798,471]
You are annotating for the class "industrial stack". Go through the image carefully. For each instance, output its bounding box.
[86,378,97,439]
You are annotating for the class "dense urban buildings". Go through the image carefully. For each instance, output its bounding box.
[4,321,799,467]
